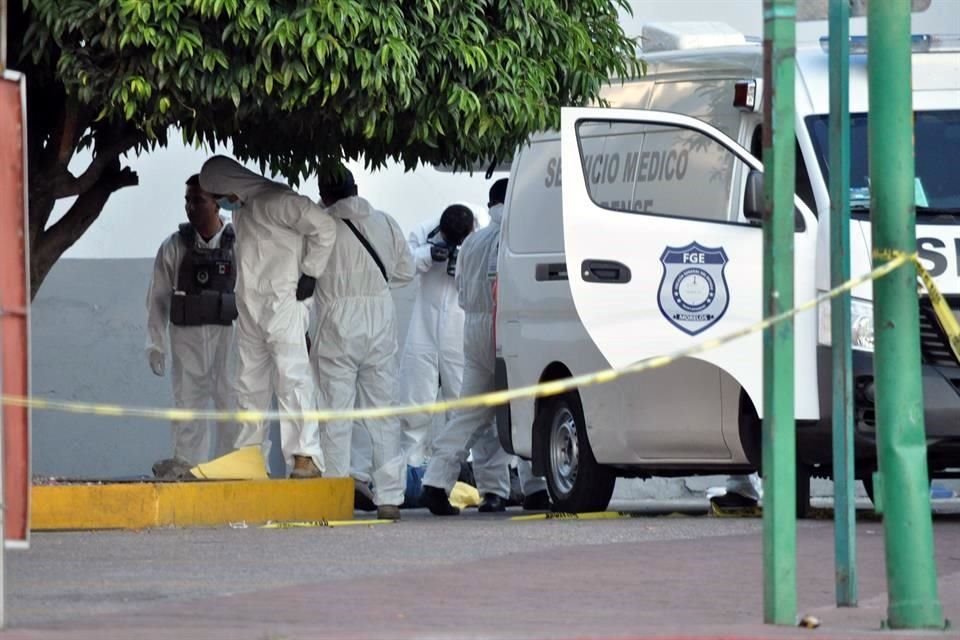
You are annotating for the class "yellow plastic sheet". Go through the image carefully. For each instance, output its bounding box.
[190,446,269,480]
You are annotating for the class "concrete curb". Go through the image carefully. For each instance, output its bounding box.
[31,478,353,530]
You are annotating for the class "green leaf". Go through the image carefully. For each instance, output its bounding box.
[18,0,643,281]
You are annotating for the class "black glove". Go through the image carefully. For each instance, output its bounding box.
[430,243,450,262]
[296,274,316,301]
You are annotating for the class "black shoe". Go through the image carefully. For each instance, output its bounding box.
[478,493,507,513]
[420,485,460,516]
[152,457,193,480]
[353,479,377,512]
[521,490,551,511]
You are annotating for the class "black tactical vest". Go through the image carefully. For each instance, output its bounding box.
[169,223,239,327]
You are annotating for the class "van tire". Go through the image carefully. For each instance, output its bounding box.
[537,393,616,513]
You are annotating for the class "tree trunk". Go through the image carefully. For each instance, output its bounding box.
[29,159,138,299]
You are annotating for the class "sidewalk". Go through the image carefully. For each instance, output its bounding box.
[3,517,958,639]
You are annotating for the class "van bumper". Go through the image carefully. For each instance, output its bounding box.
[494,357,515,454]
[803,346,960,471]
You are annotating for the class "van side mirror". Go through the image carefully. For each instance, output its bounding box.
[744,169,764,223]
[742,169,807,232]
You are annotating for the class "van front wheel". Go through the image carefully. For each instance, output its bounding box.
[540,394,616,513]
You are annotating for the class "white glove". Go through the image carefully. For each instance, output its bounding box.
[149,351,166,377]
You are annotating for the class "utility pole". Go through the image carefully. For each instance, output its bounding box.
[762,0,797,625]
[1,0,6,70]
[828,0,856,608]
[867,0,944,630]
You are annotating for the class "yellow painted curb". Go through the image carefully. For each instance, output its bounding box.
[31,478,353,531]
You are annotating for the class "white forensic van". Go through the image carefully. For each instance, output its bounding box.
[493,23,960,513]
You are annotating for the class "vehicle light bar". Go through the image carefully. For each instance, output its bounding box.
[819,34,960,54]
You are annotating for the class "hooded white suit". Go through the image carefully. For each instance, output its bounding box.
[421,203,511,498]
[145,219,239,464]
[200,156,336,471]
[393,204,489,467]
[311,195,415,506]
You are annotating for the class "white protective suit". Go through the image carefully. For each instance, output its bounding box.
[145,219,239,465]
[422,203,511,498]
[394,204,488,466]
[199,156,336,471]
[518,459,547,496]
[708,473,763,502]
[312,195,416,506]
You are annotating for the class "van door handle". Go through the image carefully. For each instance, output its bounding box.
[535,262,568,281]
[581,260,631,284]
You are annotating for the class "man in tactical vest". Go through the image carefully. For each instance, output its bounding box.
[146,174,240,476]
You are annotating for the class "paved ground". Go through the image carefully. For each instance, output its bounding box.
[4,501,959,639]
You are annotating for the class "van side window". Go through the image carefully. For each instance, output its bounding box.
[749,125,817,214]
[576,120,741,223]
[505,139,566,254]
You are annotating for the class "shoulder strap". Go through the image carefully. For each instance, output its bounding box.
[177,223,196,247]
[220,223,236,250]
[343,219,388,283]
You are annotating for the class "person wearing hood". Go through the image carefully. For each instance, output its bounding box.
[310,166,415,520]
[145,174,240,475]
[199,155,336,478]
[420,179,514,515]
[395,203,480,468]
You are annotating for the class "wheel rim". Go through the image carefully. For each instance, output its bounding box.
[549,406,579,496]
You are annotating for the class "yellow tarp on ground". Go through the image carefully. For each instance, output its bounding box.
[449,481,481,509]
[190,446,268,480]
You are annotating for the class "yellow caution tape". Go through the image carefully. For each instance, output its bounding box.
[0,250,941,424]
[262,519,395,529]
[874,248,960,363]
[510,511,632,522]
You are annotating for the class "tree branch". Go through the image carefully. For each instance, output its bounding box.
[31,159,139,297]
[50,131,139,199]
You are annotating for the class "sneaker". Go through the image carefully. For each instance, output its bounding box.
[420,485,460,516]
[377,505,401,521]
[521,490,551,511]
[290,455,322,479]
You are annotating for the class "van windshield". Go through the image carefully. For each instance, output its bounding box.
[806,110,960,214]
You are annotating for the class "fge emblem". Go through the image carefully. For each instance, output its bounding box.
[658,242,729,336]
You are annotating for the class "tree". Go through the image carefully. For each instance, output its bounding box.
[9,0,638,297]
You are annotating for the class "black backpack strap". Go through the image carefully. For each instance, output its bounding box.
[343,219,388,283]
[220,223,236,250]
[177,223,196,247]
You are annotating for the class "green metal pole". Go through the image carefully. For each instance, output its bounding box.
[867,0,944,630]
[762,0,797,625]
[828,0,857,608]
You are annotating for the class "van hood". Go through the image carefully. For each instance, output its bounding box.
[842,219,960,299]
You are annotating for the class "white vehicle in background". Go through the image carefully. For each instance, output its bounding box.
[493,23,960,513]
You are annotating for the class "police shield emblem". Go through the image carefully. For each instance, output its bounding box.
[658,242,729,336]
